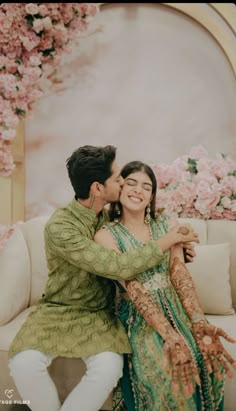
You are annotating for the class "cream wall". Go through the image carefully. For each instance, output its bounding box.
[0,3,236,223]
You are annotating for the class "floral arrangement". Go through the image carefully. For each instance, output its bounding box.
[0,3,99,177]
[152,145,236,220]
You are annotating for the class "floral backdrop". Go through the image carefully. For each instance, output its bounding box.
[153,145,236,220]
[1,144,235,254]
[0,3,98,176]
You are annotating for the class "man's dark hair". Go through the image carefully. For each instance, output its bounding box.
[66,145,117,199]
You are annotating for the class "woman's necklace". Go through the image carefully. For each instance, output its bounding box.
[118,221,153,244]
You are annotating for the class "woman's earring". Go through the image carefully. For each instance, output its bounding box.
[114,203,121,223]
[144,204,151,225]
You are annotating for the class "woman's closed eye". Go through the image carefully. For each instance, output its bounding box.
[126,180,152,191]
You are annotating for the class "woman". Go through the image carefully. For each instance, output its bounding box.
[94,161,236,411]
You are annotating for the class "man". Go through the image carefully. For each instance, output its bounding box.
[8,145,198,411]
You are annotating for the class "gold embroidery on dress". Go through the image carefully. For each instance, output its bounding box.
[142,269,171,291]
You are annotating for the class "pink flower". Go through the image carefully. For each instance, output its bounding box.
[188,145,208,159]
[29,55,42,67]
[38,5,48,17]
[231,201,236,212]
[88,4,99,16]
[21,35,40,52]
[220,176,236,196]
[222,210,236,220]
[33,19,44,34]
[221,197,232,209]
[1,128,16,141]
[42,16,52,31]
[196,158,211,173]
[25,4,39,15]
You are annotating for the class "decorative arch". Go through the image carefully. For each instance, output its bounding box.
[0,3,235,224]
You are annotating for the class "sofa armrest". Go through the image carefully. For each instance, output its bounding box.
[0,228,31,326]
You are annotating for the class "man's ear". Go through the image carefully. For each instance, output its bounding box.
[90,181,104,197]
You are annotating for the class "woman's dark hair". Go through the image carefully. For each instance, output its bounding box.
[109,161,157,221]
[66,145,117,199]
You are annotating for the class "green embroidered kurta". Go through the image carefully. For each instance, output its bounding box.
[9,199,164,359]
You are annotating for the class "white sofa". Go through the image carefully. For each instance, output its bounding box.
[0,216,236,410]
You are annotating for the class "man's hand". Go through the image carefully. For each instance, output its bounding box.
[192,320,236,379]
[183,242,196,263]
[163,332,200,397]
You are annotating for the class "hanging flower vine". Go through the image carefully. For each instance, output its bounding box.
[0,3,99,176]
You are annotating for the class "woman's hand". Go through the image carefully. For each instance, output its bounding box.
[163,332,200,397]
[192,320,236,379]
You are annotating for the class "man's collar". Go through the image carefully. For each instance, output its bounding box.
[70,198,98,224]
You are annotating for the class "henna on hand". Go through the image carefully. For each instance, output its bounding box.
[177,226,190,235]
[126,280,200,397]
[163,335,200,397]
[192,320,236,379]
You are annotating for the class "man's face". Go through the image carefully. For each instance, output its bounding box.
[103,161,123,203]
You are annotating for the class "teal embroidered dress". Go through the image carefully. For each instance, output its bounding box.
[107,216,225,411]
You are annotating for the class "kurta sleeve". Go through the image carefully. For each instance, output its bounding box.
[45,222,164,281]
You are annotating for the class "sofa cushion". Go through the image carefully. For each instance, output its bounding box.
[207,220,236,310]
[0,228,30,326]
[188,243,234,315]
[0,306,35,351]
[20,216,50,306]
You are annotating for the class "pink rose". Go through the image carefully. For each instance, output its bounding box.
[221,196,232,209]
[1,128,17,141]
[29,55,42,67]
[220,176,236,196]
[222,210,236,220]
[43,17,52,31]
[33,19,44,34]
[38,5,48,17]
[196,158,211,173]
[25,4,39,15]
[195,192,221,214]
[88,4,99,16]
[188,145,208,159]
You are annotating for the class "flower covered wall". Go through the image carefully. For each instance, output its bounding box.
[19,3,236,219]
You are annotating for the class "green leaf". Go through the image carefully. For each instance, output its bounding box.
[25,14,34,27]
[42,46,55,57]
[227,170,236,177]
[187,158,198,174]
[15,59,22,65]
[15,108,26,117]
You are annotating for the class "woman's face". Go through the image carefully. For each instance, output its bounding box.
[119,171,153,212]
